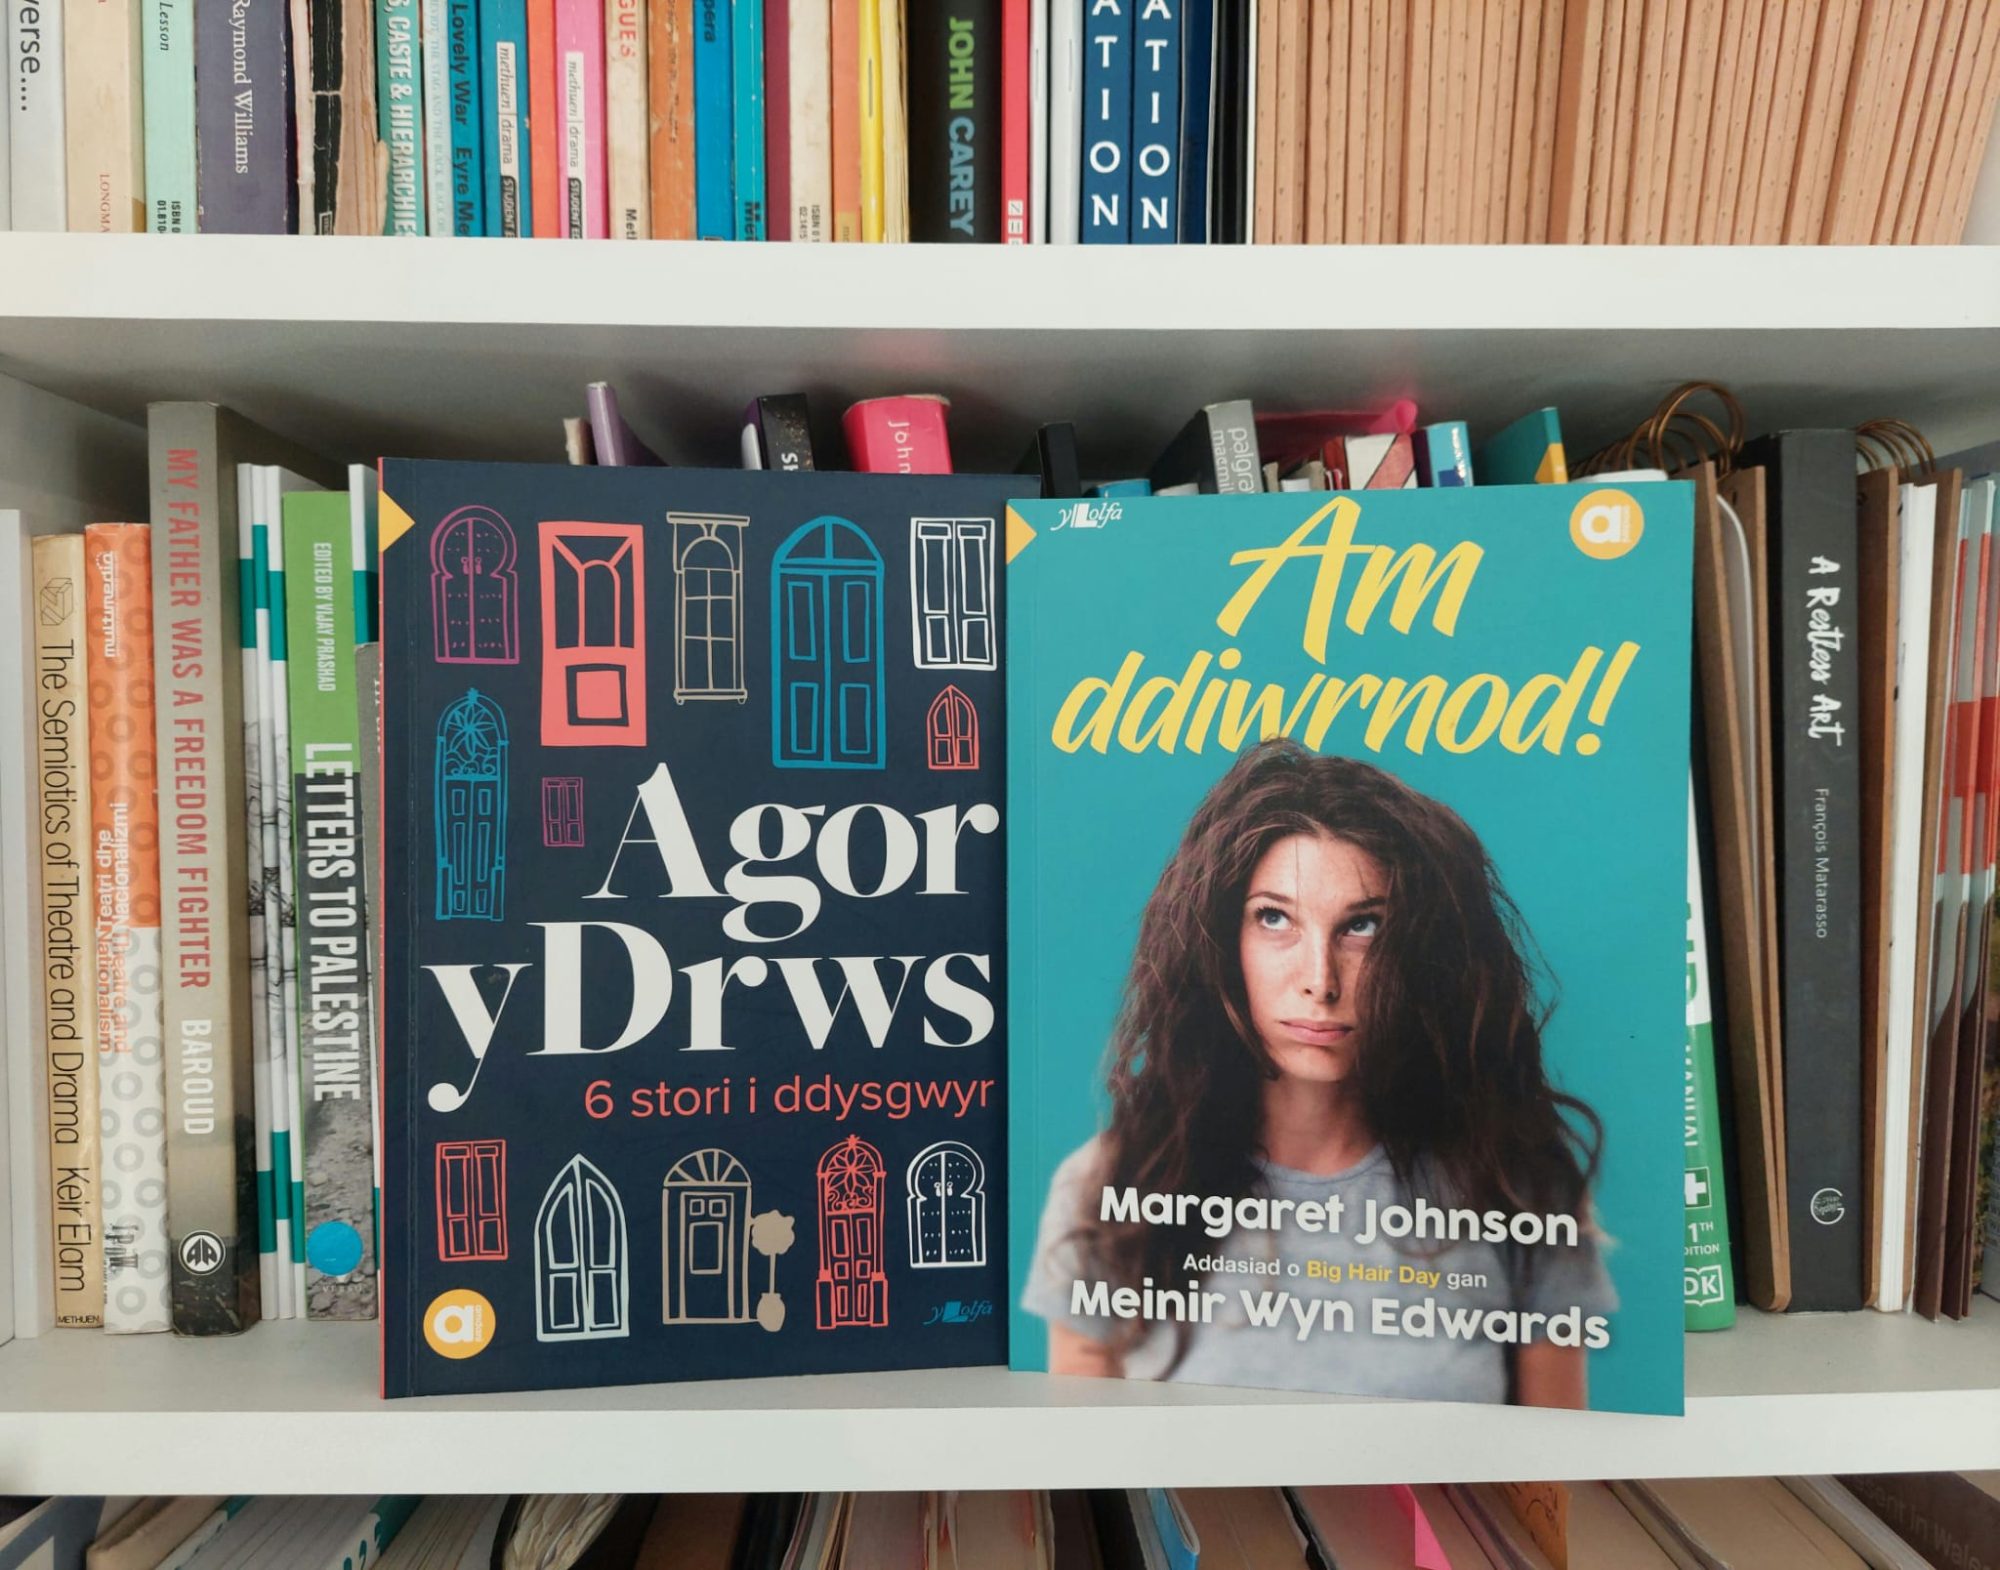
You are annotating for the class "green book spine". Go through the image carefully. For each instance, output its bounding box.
[283,491,379,1319]
[143,0,197,232]
[1684,780,1737,1331]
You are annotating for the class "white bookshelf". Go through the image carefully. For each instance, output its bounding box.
[1,236,1999,1496]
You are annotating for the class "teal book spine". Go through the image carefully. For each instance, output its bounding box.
[1475,408,1569,486]
[1683,783,1737,1330]
[731,0,764,239]
[144,0,197,232]
[378,0,431,232]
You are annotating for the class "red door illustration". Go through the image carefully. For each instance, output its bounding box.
[815,1135,889,1328]
[925,685,979,770]
[539,520,647,747]
[436,1140,508,1261]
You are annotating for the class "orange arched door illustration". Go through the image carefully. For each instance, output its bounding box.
[815,1135,889,1329]
[925,685,979,770]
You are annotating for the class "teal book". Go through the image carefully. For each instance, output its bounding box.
[378,0,430,232]
[144,0,196,232]
[1006,484,1693,1415]
[1475,408,1569,486]
[1682,780,1737,1331]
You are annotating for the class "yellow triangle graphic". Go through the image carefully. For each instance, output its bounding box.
[1005,506,1036,564]
[379,489,416,554]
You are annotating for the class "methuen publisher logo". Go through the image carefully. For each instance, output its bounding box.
[425,1289,497,1358]
[1569,488,1645,559]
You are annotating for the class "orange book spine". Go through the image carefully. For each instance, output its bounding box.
[649,0,696,235]
[84,524,171,1335]
[528,0,562,235]
[831,0,862,238]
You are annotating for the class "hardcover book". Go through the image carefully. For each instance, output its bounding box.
[377,462,1026,1396]
[1006,485,1692,1414]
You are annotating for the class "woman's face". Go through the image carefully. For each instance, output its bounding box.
[1237,831,1386,1084]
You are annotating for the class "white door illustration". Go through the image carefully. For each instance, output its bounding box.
[906,1141,987,1268]
[536,1154,629,1342]
[909,519,996,669]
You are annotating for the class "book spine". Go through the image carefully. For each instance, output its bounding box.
[421,0,455,230]
[31,534,103,1329]
[261,475,304,1313]
[151,410,262,1335]
[195,0,296,233]
[283,495,378,1319]
[908,0,994,241]
[842,396,953,473]
[857,0,880,237]
[1129,0,1175,241]
[1028,0,1047,238]
[731,0,764,237]
[1414,421,1474,487]
[1683,782,1737,1331]
[84,523,171,1333]
[877,0,904,239]
[142,0,196,231]
[693,0,733,234]
[527,0,559,233]
[554,0,607,235]
[64,0,144,230]
[787,0,828,238]
[749,393,815,468]
[764,0,789,237]
[1000,0,1027,240]
[606,0,647,236]
[350,468,385,1314]
[1079,0,1129,241]
[648,0,693,234]
[480,0,530,234]
[378,0,429,231]
[1176,0,1210,240]
[10,0,67,229]
[446,0,483,231]
[829,0,859,236]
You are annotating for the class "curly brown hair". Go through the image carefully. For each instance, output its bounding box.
[1077,738,1601,1368]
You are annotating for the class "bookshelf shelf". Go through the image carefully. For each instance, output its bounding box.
[0,1306,1994,1495]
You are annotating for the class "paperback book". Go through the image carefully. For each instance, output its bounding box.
[1006,484,1692,1414]
[376,462,1024,1396]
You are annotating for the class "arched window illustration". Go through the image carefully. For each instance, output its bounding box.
[434,689,508,921]
[908,518,996,670]
[661,1149,753,1324]
[906,1141,986,1269]
[535,1155,628,1342]
[431,506,520,663]
[541,777,584,847]
[814,1135,889,1328]
[670,514,750,703]
[925,685,979,771]
[539,520,647,747]
[771,517,885,770]
[436,1139,508,1261]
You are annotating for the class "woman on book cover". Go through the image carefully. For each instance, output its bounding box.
[1021,739,1614,1407]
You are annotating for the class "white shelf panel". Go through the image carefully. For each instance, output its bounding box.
[0,1305,1993,1495]
[0,238,1997,476]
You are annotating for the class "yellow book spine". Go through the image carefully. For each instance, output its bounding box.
[859,0,885,241]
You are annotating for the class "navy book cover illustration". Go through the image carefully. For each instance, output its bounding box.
[378,461,1018,1396]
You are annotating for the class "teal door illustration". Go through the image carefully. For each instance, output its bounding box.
[771,517,885,770]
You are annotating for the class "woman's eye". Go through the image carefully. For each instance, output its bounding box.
[1346,914,1381,938]
[1254,905,1290,931]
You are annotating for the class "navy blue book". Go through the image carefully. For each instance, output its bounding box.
[377,461,1021,1397]
[1130,0,1179,242]
[1081,0,1132,241]
[1177,0,1213,242]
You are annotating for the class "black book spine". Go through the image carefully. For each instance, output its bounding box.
[755,395,818,471]
[1210,0,1247,244]
[907,0,1001,242]
[1746,429,1866,1311]
[1017,423,1083,498]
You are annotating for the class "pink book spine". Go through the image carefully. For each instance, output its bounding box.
[556,0,610,236]
[842,397,954,474]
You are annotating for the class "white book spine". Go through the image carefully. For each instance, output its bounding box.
[63,0,144,232]
[423,0,456,232]
[790,0,830,240]
[9,0,68,229]
[265,469,308,1311]
[251,469,293,1318]
[0,7,10,227]
[1029,0,1047,241]
[607,0,648,238]
[237,465,279,1321]
[1047,0,1080,242]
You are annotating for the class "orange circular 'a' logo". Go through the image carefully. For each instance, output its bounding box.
[1569,489,1645,559]
[424,1289,496,1359]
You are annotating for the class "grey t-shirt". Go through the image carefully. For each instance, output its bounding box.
[1021,1136,1616,1404]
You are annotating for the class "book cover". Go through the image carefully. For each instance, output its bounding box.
[31,533,103,1329]
[830,0,860,238]
[554,0,608,236]
[1148,401,1261,496]
[142,0,196,231]
[85,522,171,1334]
[283,490,379,1319]
[694,0,734,236]
[1683,781,1736,1332]
[1047,0,1080,241]
[1474,408,1568,488]
[195,0,296,232]
[446,0,483,232]
[422,0,456,231]
[480,0,531,234]
[732,0,765,238]
[9,0,67,229]
[607,0,647,237]
[1176,0,1212,241]
[527,0,560,233]
[845,396,953,474]
[1079,0,1131,241]
[375,462,1025,1397]
[909,0,999,242]
[64,0,144,231]
[764,0,789,238]
[1741,429,1865,1313]
[1129,0,1176,241]
[786,0,829,239]
[1006,484,1692,1414]
[647,0,694,236]
[1000,0,1027,241]
[378,0,430,232]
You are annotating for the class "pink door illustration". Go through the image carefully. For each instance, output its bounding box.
[539,520,647,747]
[431,506,520,663]
[925,686,979,770]
[815,1135,889,1329]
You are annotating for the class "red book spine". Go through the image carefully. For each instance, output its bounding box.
[842,397,954,474]
[767,0,793,239]
[528,0,562,235]
[1000,0,1029,243]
